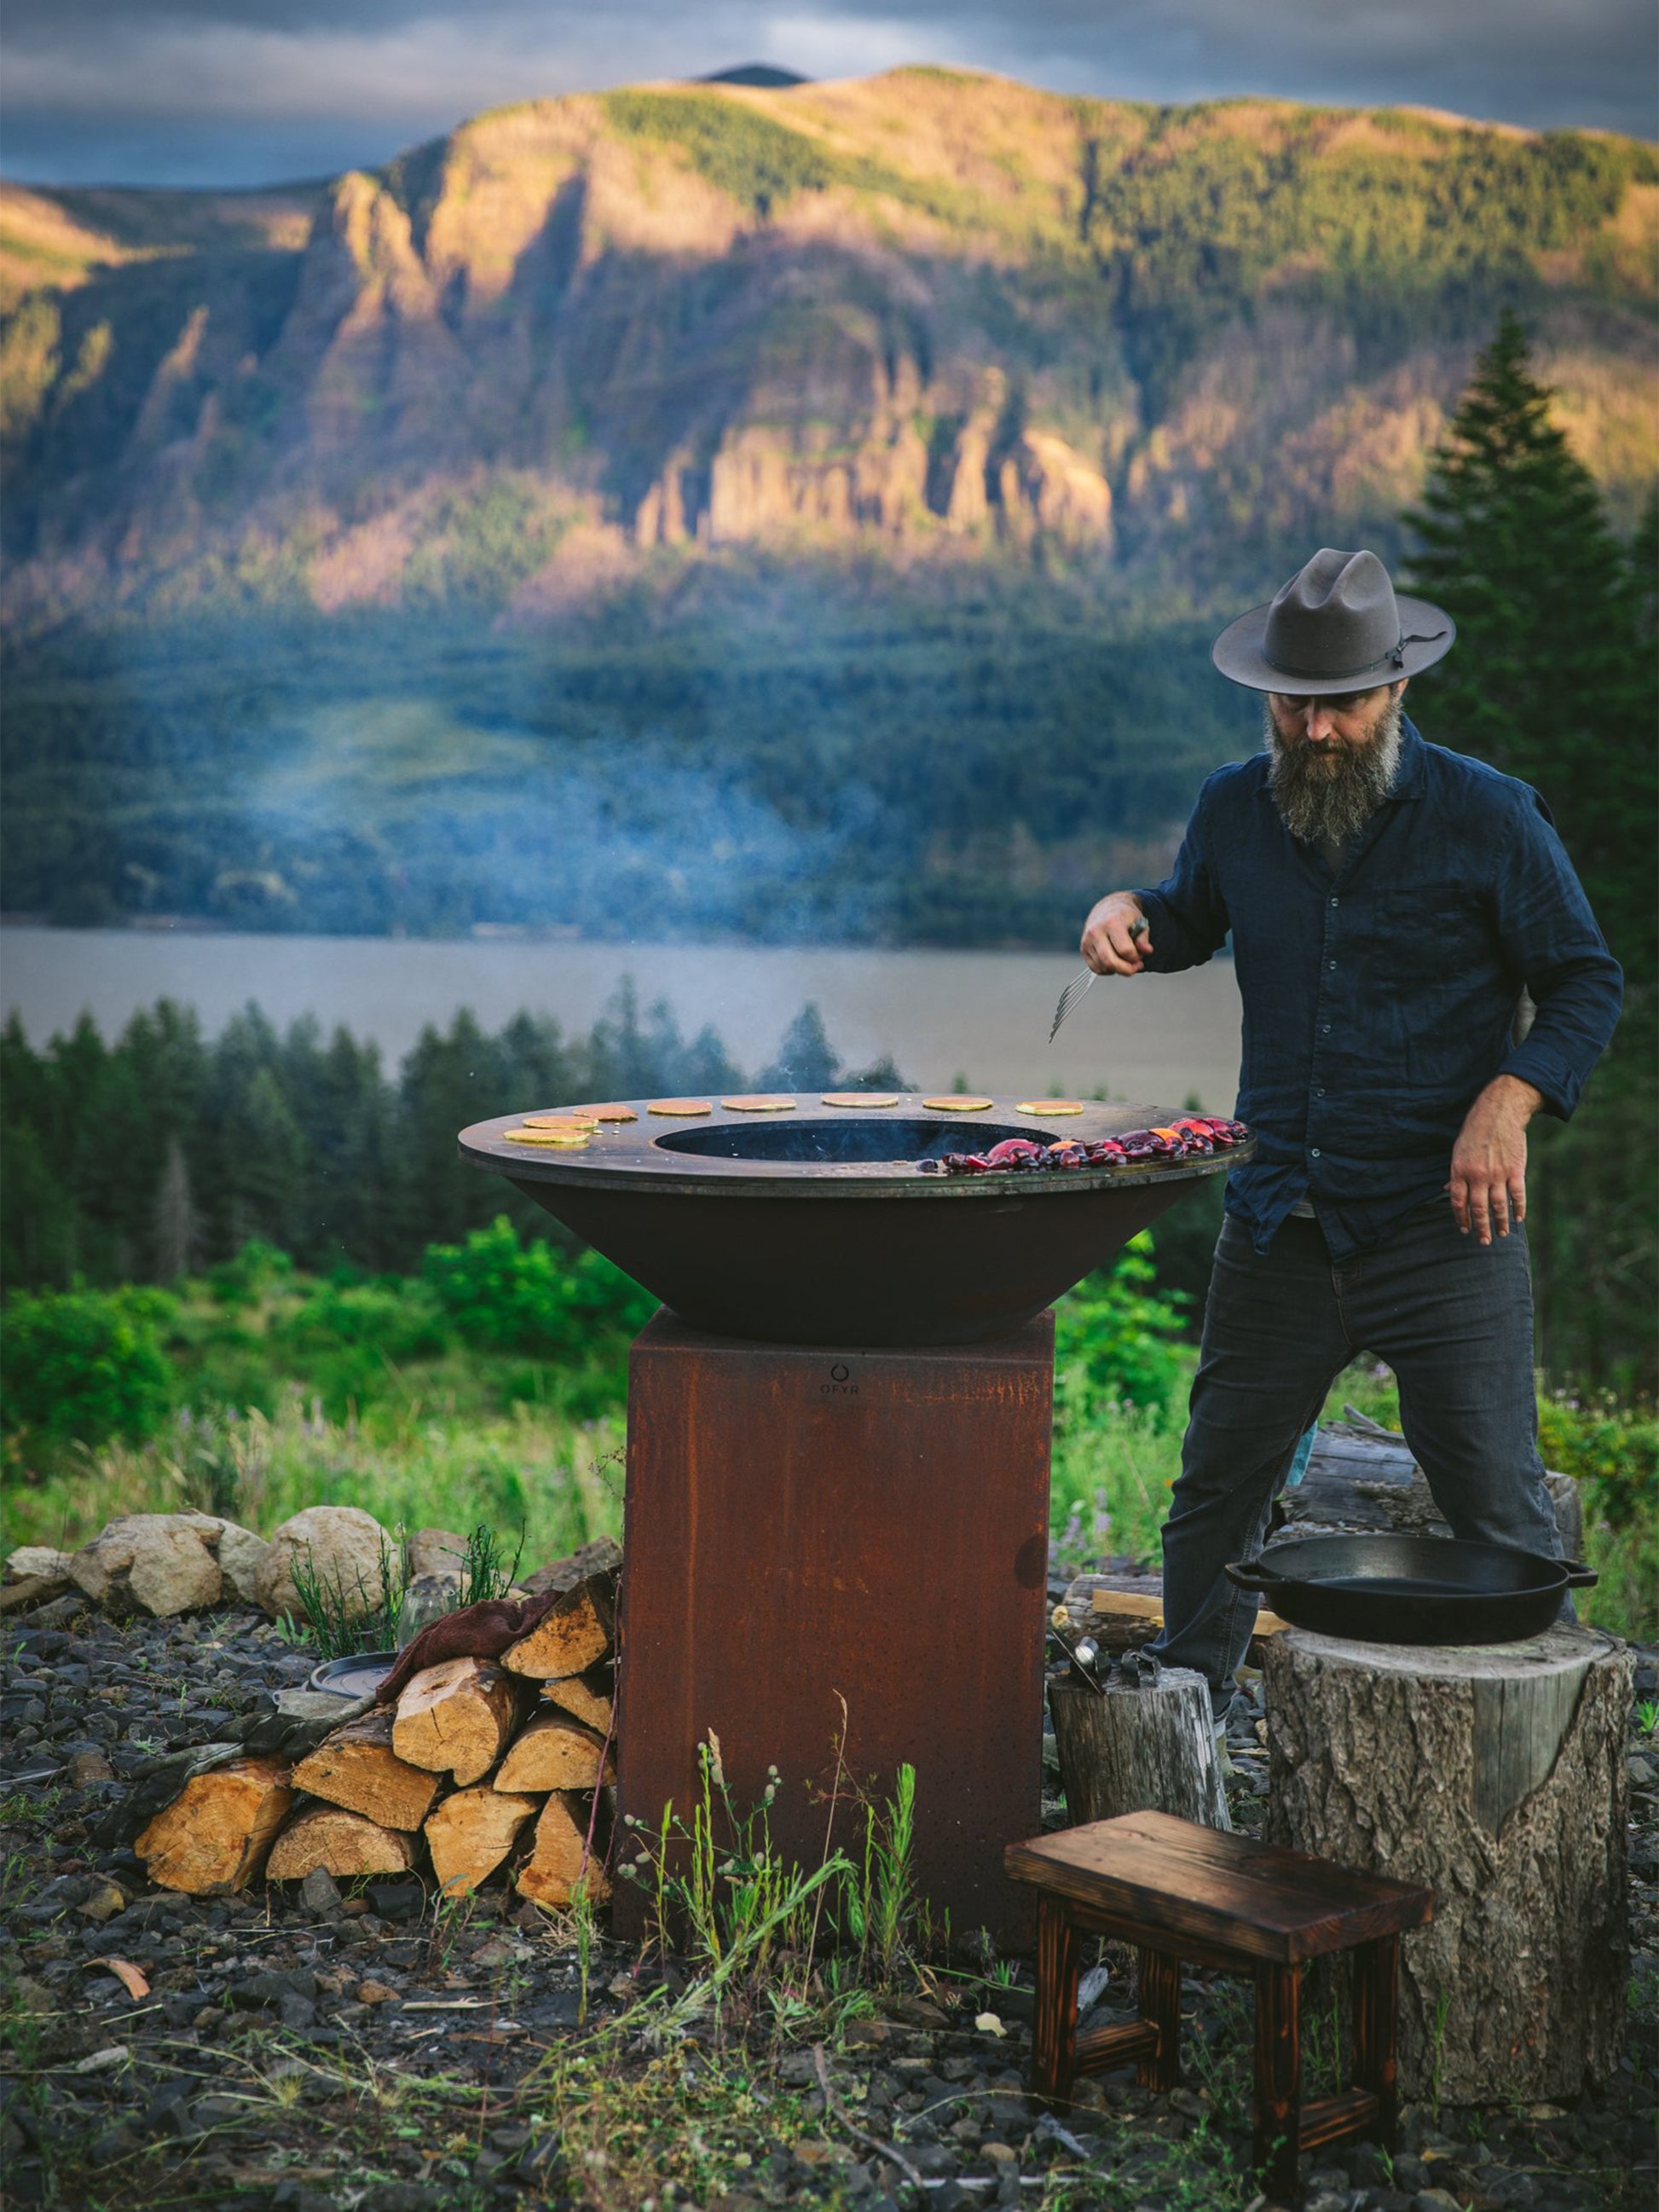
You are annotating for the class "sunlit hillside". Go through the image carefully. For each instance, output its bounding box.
[1,70,1654,938]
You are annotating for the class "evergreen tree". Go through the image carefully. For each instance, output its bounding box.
[1403,309,1653,958]
[1404,313,1656,1393]
[757,1004,840,1091]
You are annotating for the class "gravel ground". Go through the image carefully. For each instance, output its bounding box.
[1,1598,1653,2212]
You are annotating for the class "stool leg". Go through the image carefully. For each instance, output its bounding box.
[1136,1947,1182,2090]
[1352,1936,1401,2146]
[1031,1896,1081,2106]
[1254,1963,1301,2205]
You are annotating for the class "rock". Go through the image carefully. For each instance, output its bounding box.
[68,1515,223,1618]
[6,1546,72,1583]
[255,1508,393,1623]
[356,1980,399,2005]
[212,1522,271,1607]
[300,1867,343,1916]
[67,1751,116,1787]
[407,1530,469,1578]
[76,1880,129,1923]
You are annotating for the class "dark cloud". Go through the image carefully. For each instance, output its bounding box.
[3,0,1654,188]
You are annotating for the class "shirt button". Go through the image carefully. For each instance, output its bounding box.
[1327,960,1337,970]
[1310,1148,1321,1158]
[1315,1086,1326,1097]
[1321,1023,1332,1034]
[1330,897,1338,907]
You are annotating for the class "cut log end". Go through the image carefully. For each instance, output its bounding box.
[292,1707,441,1831]
[516,1789,613,1908]
[425,1786,540,1897]
[135,1758,295,1895]
[494,1711,616,1795]
[267,1804,419,1881]
[502,1570,616,1680]
[392,1655,520,1786]
[539,1665,614,1735]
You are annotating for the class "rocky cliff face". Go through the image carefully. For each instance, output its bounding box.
[2,71,1653,628]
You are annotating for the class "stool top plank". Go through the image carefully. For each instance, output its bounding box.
[1006,1810,1432,1965]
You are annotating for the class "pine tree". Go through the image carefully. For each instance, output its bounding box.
[1404,313,1656,1393]
[1403,309,1652,958]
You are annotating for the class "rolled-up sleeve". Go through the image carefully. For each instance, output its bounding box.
[1134,779,1233,972]
[1494,794,1622,1118]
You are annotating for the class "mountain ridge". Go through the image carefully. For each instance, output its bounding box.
[3,68,1654,638]
[0,70,1653,943]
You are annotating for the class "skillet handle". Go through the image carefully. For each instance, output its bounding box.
[1224,1559,1274,1591]
[1562,1561,1598,1590]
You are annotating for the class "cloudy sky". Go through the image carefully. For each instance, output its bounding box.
[4,0,1655,188]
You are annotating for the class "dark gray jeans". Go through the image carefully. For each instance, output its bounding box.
[1146,1199,1558,1712]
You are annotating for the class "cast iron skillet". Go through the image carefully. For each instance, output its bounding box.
[1224,1533,1597,1646]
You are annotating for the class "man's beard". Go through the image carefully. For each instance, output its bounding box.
[1263,695,1404,847]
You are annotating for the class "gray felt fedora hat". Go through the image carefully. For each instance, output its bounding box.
[1211,547,1454,694]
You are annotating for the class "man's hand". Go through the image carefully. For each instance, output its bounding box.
[1449,1075,1544,1244]
[1081,892,1152,976]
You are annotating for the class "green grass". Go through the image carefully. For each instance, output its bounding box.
[4,1261,1650,1639]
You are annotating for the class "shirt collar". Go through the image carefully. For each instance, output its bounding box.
[1390,716,1427,802]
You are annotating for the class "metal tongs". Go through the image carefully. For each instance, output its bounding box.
[1049,917,1148,1043]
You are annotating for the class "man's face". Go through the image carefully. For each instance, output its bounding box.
[1262,680,1408,847]
[1266,682,1405,756]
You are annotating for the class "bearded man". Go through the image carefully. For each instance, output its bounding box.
[1078,547,1621,1720]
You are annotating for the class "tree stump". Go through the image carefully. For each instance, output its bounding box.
[1264,1624,1630,2102]
[1049,1665,1230,1831]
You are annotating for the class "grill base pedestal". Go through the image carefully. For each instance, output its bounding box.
[614,1309,1055,1949]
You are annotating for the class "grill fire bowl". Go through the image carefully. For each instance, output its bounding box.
[459,1097,1247,1346]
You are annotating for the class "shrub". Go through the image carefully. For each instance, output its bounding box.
[0,1283,176,1445]
[1053,1234,1191,1420]
[1538,1393,1659,1532]
[206,1239,294,1307]
[423,1216,656,1358]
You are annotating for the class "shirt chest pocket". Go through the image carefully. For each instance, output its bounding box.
[1370,886,1487,989]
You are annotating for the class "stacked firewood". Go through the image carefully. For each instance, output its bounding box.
[132,1566,617,1905]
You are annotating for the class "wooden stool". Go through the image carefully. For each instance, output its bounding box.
[1006,1810,1433,2203]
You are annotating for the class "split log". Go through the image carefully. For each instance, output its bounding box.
[539,1665,614,1735]
[502,1569,616,1680]
[392,1657,520,1786]
[425,1786,540,1897]
[135,1757,294,1894]
[494,1711,616,1794]
[1280,1409,1584,1560]
[267,1805,419,1880]
[516,1790,613,1908]
[1265,1624,1631,2101]
[290,1709,442,1831]
[1049,1665,1230,1831]
[1060,1572,1289,1660]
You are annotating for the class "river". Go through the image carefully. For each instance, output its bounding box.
[0,927,1245,1112]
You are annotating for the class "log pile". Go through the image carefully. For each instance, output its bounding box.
[133,1561,618,1906]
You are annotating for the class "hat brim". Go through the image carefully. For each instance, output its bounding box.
[1211,592,1456,693]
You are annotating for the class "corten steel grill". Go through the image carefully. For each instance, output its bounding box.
[460,1094,1246,1944]
[458,1097,1244,1346]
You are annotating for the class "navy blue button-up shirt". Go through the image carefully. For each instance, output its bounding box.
[1134,719,1622,1259]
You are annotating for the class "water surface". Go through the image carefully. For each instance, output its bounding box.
[0,928,1244,1112]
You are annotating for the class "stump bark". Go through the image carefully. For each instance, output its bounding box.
[1049,1665,1230,1831]
[1264,1624,1630,2102]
